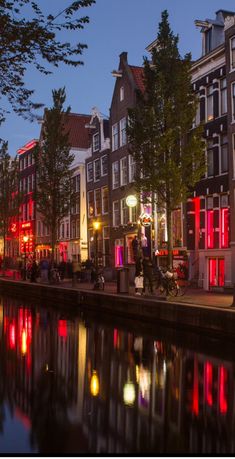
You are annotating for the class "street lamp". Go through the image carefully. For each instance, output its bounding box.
[23,235,29,280]
[93,221,100,278]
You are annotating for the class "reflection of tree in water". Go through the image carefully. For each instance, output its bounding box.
[30,367,70,454]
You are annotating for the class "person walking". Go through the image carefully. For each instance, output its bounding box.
[143,256,154,294]
[40,258,49,283]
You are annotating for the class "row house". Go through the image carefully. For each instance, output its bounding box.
[85,107,110,267]
[186,9,235,291]
[37,113,92,262]
[17,139,37,259]
[109,52,144,273]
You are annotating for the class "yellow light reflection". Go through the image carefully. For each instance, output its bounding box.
[21,329,27,355]
[123,381,136,406]
[90,370,99,397]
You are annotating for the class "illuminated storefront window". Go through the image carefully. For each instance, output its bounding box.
[207,210,214,248]
[115,239,124,267]
[209,258,225,288]
[221,208,229,248]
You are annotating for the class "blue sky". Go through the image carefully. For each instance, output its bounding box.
[1,0,235,154]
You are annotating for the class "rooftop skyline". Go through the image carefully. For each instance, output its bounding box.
[1,0,235,155]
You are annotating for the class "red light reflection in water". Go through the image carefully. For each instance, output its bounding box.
[205,361,213,406]
[219,365,228,414]
[192,357,199,416]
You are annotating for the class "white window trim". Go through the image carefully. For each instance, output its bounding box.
[101,155,107,176]
[230,35,235,71]
[113,200,119,227]
[220,78,227,116]
[93,158,100,183]
[120,157,127,186]
[112,123,118,152]
[112,161,119,189]
[231,82,235,122]
[128,155,136,182]
[94,188,101,216]
[87,162,93,182]
[101,186,108,215]
[93,133,99,152]
[119,117,127,147]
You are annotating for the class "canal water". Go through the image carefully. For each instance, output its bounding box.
[0,295,234,455]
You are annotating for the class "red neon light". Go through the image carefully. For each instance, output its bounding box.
[192,357,199,416]
[207,210,214,248]
[58,320,67,339]
[221,208,229,248]
[10,223,17,233]
[219,366,228,414]
[17,140,37,155]
[21,222,31,229]
[205,361,213,406]
[194,197,200,248]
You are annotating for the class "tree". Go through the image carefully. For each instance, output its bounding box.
[0,142,21,267]
[127,10,205,267]
[35,87,75,262]
[0,0,95,124]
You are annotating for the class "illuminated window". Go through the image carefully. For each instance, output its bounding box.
[218,259,225,287]
[207,85,214,121]
[207,210,214,248]
[209,258,225,287]
[221,208,229,248]
[115,239,124,267]
[88,191,94,217]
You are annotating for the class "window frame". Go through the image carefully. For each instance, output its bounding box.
[112,161,119,189]
[112,123,119,151]
[93,132,100,152]
[87,162,93,182]
[120,117,127,147]
[94,158,101,182]
[101,155,108,176]
[120,156,128,186]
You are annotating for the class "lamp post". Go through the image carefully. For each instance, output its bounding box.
[93,221,100,278]
[23,235,29,281]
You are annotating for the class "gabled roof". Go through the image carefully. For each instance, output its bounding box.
[129,66,145,93]
[63,113,92,149]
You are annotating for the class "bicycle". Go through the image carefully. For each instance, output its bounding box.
[154,268,178,297]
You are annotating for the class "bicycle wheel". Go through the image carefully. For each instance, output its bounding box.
[167,280,178,297]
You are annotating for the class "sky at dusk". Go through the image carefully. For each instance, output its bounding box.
[1,0,235,155]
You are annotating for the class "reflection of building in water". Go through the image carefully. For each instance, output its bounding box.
[82,325,235,455]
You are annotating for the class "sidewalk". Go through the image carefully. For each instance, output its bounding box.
[0,271,233,308]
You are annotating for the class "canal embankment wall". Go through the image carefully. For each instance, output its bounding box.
[0,278,235,339]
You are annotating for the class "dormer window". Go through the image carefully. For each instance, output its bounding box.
[120,86,124,101]
[230,36,235,70]
[93,133,99,152]
[205,28,212,54]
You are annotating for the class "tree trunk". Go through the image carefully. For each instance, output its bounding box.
[166,204,172,269]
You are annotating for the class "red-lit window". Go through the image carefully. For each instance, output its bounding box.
[207,210,214,248]
[218,259,225,287]
[221,208,229,248]
[115,245,124,267]
[209,258,225,287]
[209,258,217,287]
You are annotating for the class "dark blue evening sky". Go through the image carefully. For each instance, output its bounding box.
[1,0,235,154]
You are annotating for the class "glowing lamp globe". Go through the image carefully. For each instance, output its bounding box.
[126,195,137,208]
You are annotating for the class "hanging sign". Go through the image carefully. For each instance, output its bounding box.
[139,213,153,227]
[126,195,137,208]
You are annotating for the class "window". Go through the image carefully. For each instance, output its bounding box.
[233,134,235,178]
[112,161,119,189]
[120,117,127,146]
[129,155,136,182]
[121,198,129,225]
[207,140,214,177]
[193,96,200,127]
[230,36,235,69]
[221,208,229,248]
[113,201,120,227]
[115,239,124,267]
[221,135,228,173]
[87,162,93,182]
[232,83,235,121]
[207,196,213,209]
[207,209,214,248]
[101,187,108,214]
[220,78,227,115]
[93,133,99,152]
[120,86,124,101]
[209,258,225,287]
[207,85,213,121]
[120,157,127,186]
[112,123,118,151]
[101,155,108,176]
[28,175,32,192]
[73,174,80,192]
[94,159,100,182]
[205,28,212,54]
[88,191,94,217]
[94,189,101,216]
[129,206,137,223]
